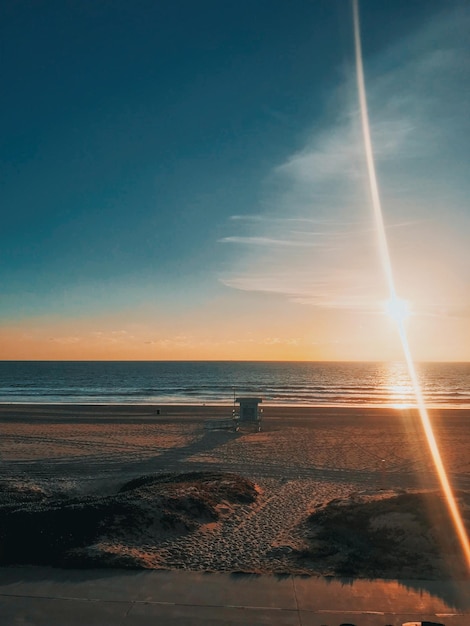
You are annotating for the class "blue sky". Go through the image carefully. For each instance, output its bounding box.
[1,0,469,360]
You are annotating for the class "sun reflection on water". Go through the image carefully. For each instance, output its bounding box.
[386,362,416,409]
[388,387,414,409]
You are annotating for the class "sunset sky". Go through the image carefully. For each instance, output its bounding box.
[1,0,469,361]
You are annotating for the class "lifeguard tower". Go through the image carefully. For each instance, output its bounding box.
[234,397,262,431]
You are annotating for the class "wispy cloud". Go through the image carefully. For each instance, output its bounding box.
[230,214,359,227]
[218,236,326,247]
[48,335,81,344]
[219,5,470,317]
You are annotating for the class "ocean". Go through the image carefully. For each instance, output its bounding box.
[0,361,469,408]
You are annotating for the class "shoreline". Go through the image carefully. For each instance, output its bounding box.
[1,402,469,414]
[2,401,470,410]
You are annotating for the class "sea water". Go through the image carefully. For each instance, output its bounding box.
[0,360,469,408]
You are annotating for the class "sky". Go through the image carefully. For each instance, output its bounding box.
[1,0,469,361]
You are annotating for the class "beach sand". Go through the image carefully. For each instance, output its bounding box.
[0,404,469,577]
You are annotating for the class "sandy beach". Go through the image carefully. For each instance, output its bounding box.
[1,404,469,578]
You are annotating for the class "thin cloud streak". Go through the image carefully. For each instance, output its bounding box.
[218,236,325,247]
[229,214,357,226]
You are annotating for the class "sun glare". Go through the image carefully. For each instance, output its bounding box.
[353,0,470,571]
[385,296,411,325]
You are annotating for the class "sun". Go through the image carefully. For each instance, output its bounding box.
[384,296,411,325]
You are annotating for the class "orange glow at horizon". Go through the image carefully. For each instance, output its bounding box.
[353,0,470,571]
[2,300,470,362]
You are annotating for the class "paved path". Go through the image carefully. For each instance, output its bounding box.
[0,567,468,625]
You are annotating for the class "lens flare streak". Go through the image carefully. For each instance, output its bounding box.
[352,0,470,570]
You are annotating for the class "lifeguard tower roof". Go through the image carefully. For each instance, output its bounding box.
[235,397,262,404]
